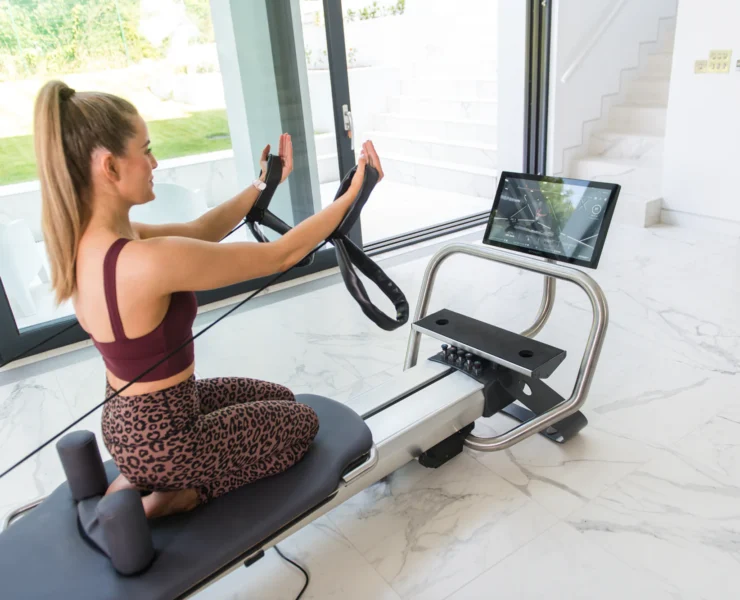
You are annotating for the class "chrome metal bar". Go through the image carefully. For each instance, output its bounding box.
[341,445,378,484]
[520,274,556,339]
[403,242,609,452]
[3,496,45,531]
[405,243,558,370]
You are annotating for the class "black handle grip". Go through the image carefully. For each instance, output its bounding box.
[244,154,314,267]
[246,154,282,223]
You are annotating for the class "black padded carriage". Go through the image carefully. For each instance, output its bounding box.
[0,395,373,600]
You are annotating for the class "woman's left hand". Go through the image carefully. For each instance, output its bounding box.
[259,133,294,184]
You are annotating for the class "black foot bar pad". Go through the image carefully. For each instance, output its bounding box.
[330,165,409,331]
[246,154,313,268]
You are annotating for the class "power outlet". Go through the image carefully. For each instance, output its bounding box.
[708,49,732,73]
[695,59,708,74]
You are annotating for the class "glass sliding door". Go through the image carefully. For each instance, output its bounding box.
[0,0,357,366]
[330,0,500,245]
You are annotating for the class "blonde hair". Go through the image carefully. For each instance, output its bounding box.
[33,80,139,303]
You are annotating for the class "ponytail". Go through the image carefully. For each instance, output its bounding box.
[33,81,138,303]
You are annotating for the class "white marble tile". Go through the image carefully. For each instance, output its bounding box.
[0,368,106,520]
[467,412,664,519]
[672,401,740,486]
[568,451,740,600]
[194,517,401,600]
[584,344,735,447]
[327,453,557,600]
[446,522,693,600]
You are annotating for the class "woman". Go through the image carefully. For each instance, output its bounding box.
[34,80,383,518]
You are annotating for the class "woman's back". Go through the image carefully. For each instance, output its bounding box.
[75,231,197,394]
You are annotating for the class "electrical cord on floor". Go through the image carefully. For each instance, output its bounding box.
[275,545,310,600]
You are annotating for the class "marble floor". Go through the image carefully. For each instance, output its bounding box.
[1,221,739,599]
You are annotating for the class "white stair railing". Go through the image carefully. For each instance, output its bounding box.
[561,0,629,83]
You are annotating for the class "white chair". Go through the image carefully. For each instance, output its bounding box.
[0,218,50,318]
[130,182,209,225]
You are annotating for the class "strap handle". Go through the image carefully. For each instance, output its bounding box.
[330,164,409,331]
[245,154,313,267]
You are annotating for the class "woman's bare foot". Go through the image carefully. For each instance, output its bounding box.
[105,474,142,496]
[142,489,200,519]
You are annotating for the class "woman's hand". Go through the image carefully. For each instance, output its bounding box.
[259,133,294,183]
[349,140,384,193]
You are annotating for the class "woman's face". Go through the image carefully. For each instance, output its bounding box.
[116,115,158,205]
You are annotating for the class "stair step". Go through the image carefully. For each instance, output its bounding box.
[571,157,664,227]
[382,154,498,197]
[406,60,497,79]
[658,27,676,53]
[400,77,497,100]
[367,131,497,170]
[373,113,496,144]
[608,104,667,136]
[314,132,337,156]
[317,152,339,184]
[571,157,663,200]
[642,52,674,77]
[625,77,671,105]
[388,96,497,122]
[588,131,664,165]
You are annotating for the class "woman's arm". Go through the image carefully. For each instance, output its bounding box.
[133,181,263,242]
[134,135,294,242]
[136,142,382,294]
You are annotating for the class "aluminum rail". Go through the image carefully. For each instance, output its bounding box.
[404,242,608,452]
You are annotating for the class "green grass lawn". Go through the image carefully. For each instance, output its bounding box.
[0,110,232,186]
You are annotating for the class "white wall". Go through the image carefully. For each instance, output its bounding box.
[548,0,677,175]
[662,0,740,225]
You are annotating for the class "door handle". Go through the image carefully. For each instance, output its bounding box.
[342,104,354,151]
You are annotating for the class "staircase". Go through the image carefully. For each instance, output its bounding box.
[570,21,676,227]
[356,0,498,199]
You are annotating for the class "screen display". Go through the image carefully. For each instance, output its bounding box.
[483,172,620,268]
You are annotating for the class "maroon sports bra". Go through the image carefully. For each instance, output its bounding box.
[91,238,198,382]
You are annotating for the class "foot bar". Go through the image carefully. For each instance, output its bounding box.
[404,242,609,452]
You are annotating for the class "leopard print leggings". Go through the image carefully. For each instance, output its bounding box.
[101,375,319,504]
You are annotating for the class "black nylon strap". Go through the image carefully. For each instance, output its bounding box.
[246,154,313,268]
[246,157,409,332]
[329,165,409,331]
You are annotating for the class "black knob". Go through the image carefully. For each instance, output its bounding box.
[457,349,465,357]
[441,343,448,353]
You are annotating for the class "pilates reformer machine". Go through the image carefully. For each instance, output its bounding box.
[0,169,619,599]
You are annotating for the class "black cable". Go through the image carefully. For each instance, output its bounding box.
[275,545,310,600]
[2,320,81,367]
[0,237,328,481]
[0,218,252,370]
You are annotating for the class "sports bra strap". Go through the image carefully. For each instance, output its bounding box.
[102,238,131,341]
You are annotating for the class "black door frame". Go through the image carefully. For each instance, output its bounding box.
[0,0,552,368]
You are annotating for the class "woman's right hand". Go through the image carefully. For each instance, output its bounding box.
[349,141,384,195]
